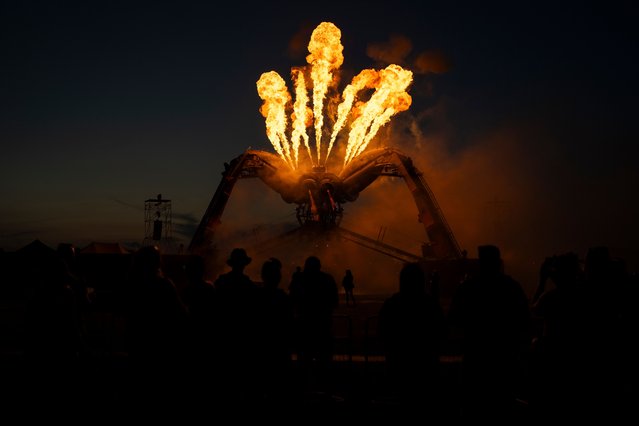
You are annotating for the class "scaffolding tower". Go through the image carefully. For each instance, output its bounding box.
[143,194,174,251]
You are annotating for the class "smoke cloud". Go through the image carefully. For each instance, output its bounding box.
[413,50,452,74]
[364,99,639,295]
[211,31,638,297]
[366,34,413,66]
[287,23,315,60]
[202,103,638,297]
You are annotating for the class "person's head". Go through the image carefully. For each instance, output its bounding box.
[585,246,612,282]
[399,262,425,296]
[186,255,206,282]
[550,252,581,289]
[227,248,252,270]
[304,256,321,273]
[345,269,352,276]
[478,244,503,276]
[261,257,282,288]
[134,245,162,276]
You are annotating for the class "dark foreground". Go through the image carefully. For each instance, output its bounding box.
[1,295,465,417]
[1,291,635,420]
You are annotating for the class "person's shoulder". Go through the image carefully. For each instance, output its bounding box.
[276,288,289,299]
[151,273,173,285]
[151,275,178,293]
[382,292,401,306]
[454,277,476,293]
[216,271,236,282]
[215,271,229,281]
[502,274,525,290]
[502,273,520,284]
[322,271,337,282]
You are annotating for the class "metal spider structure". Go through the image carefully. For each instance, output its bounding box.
[189,146,462,262]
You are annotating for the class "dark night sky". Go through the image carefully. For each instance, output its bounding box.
[1,1,637,283]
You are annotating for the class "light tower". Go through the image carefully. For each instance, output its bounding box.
[144,193,174,252]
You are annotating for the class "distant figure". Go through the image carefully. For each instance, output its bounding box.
[289,256,339,390]
[213,248,260,402]
[341,269,356,306]
[448,245,530,419]
[378,262,446,406]
[56,243,88,305]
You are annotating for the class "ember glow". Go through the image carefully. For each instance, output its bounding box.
[256,22,413,170]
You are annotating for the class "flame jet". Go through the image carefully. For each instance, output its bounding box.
[352,89,412,160]
[306,22,344,165]
[326,69,379,162]
[291,68,313,167]
[256,71,294,168]
[256,22,413,170]
[344,65,413,165]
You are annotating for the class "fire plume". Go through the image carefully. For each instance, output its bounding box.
[256,22,412,170]
[307,22,344,164]
[256,71,294,168]
[327,69,378,160]
[344,65,413,164]
[291,68,312,167]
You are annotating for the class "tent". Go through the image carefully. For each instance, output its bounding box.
[79,242,130,255]
[16,239,56,257]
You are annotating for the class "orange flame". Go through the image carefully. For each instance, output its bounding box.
[256,71,294,168]
[291,68,313,167]
[344,65,413,164]
[256,22,412,171]
[306,22,344,164]
[327,69,379,161]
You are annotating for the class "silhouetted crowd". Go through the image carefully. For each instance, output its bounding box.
[1,242,637,419]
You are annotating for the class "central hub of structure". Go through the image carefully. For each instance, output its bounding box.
[297,168,344,226]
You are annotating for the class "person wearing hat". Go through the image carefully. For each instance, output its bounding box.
[214,248,256,303]
[214,248,254,291]
[212,248,259,400]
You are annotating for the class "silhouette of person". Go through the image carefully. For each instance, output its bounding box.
[378,262,446,407]
[181,255,217,402]
[24,255,82,362]
[289,256,338,391]
[214,248,254,294]
[213,248,259,403]
[125,245,187,406]
[290,266,302,293]
[448,244,530,419]
[56,243,89,305]
[256,257,293,402]
[341,269,356,306]
[23,255,83,405]
[581,246,627,415]
[529,252,588,416]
